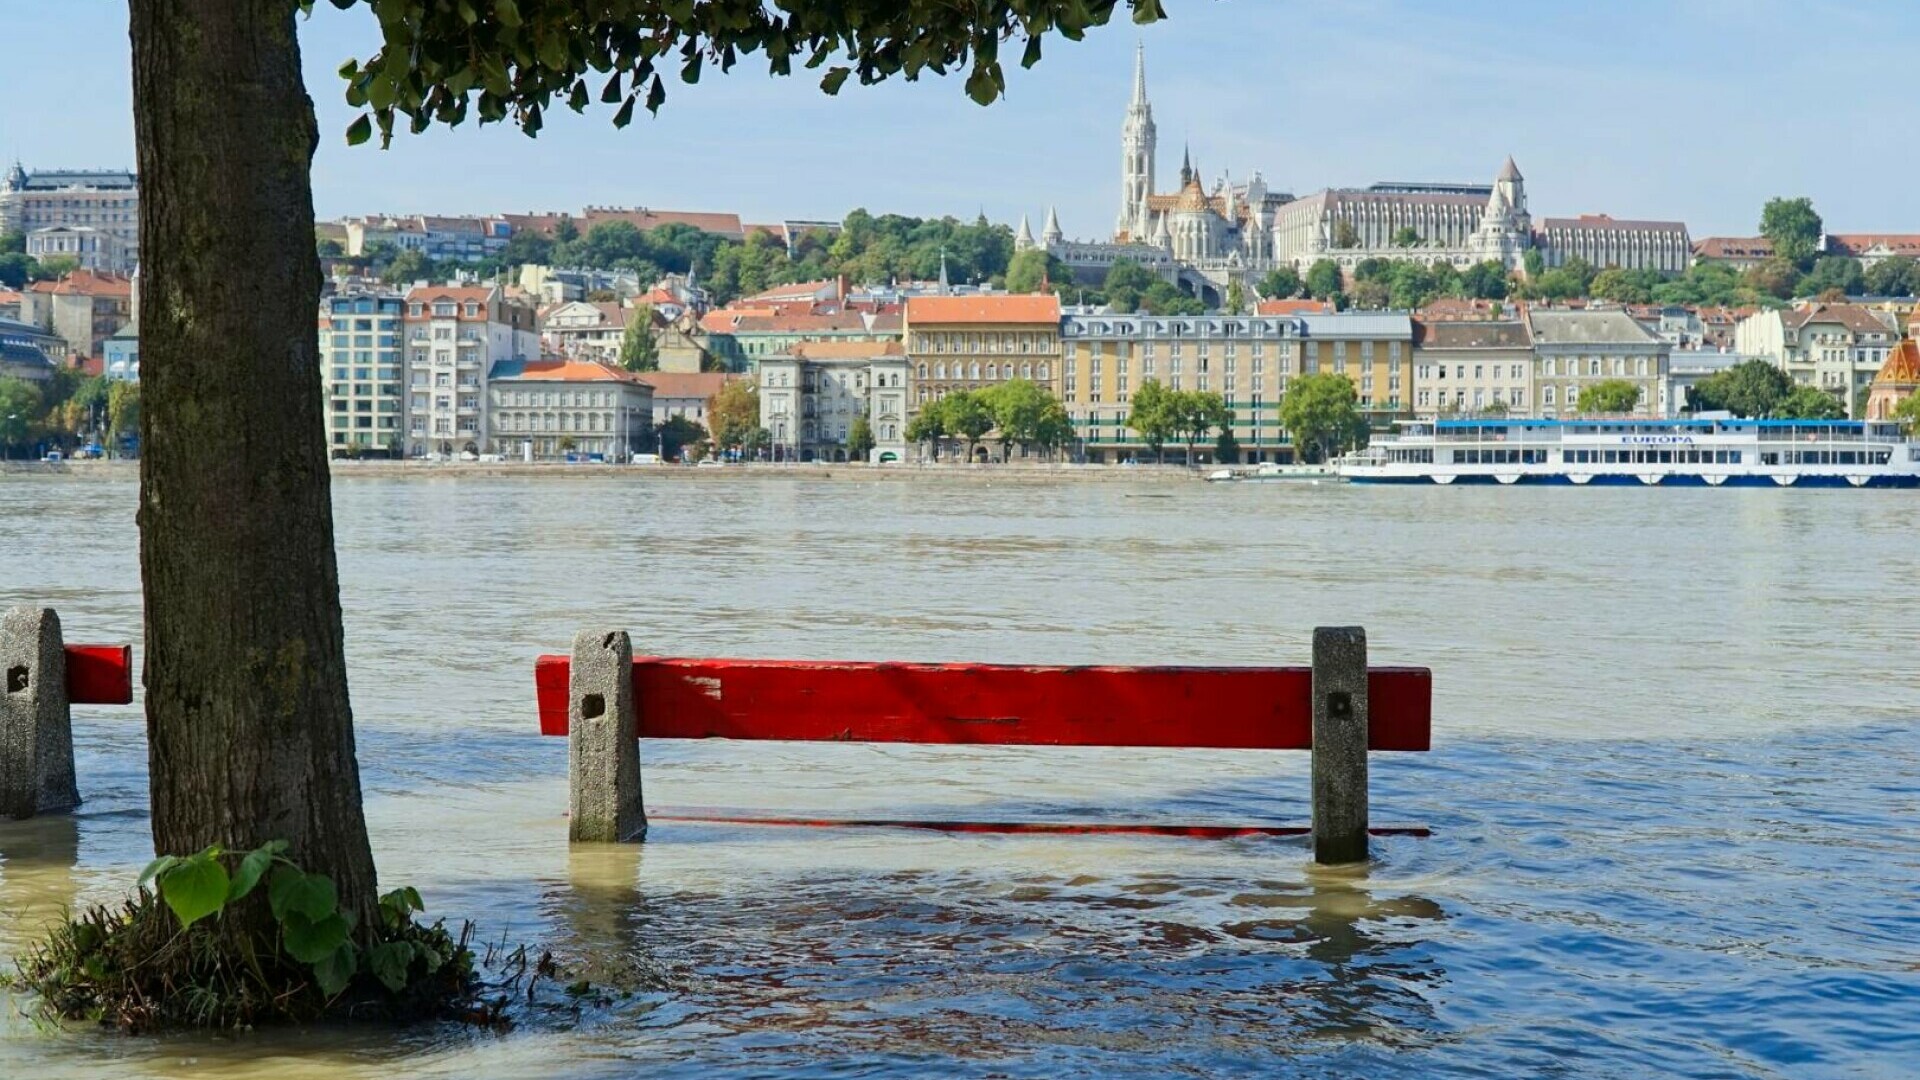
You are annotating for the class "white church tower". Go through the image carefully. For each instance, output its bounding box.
[1115,42,1156,241]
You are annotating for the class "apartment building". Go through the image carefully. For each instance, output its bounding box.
[401,285,539,456]
[322,289,405,453]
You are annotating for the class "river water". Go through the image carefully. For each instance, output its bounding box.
[2,474,1916,1078]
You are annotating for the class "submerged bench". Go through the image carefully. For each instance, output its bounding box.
[535,627,1431,864]
[1,607,134,820]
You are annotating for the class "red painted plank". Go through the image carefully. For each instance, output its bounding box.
[65,644,133,705]
[534,655,1430,751]
[651,812,1432,839]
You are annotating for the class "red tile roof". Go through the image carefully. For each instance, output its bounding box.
[1693,236,1774,260]
[638,371,736,400]
[1874,339,1920,385]
[28,270,133,298]
[498,359,650,384]
[790,340,906,360]
[1256,298,1334,316]
[905,294,1061,325]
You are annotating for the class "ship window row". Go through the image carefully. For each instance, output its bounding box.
[1566,449,1742,465]
[1450,449,1548,465]
[1772,450,1890,465]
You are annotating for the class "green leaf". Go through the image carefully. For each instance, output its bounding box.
[645,74,666,115]
[138,855,179,888]
[310,942,357,997]
[380,886,425,915]
[1021,36,1043,69]
[964,66,999,106]
[268,866,338,923]
[346,114,373,146]
[157,855,230,929]
[282,910,352,964]
[494,0,521,27]
[414,939,447,974]
[1132,0,1169,24]
[612,96,636,128]
[226,841,284,903]
[820,67,850,95]
[367,941,413,992]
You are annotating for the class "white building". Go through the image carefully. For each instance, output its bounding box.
[401,284,540,456]
[1733,303,1901,416]
[485,359,653,460]
[759,341,910,462]
[0,166,139,273]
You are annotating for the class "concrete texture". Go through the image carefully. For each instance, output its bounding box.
[1,607,80,819]
[1311,626,1369,864]
[568,627,646,843]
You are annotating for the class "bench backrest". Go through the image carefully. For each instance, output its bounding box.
[535,656,1430,751]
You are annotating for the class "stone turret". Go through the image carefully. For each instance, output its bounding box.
[1116,41,1157,240]
[1042,206,1063,247]
[1014,214,1034,252]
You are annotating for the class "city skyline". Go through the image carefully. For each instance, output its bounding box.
[3,1,1917,238]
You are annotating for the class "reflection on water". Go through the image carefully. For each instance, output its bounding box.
[2,475,1918,1077]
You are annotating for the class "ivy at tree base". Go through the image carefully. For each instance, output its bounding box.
[4,891,479,1034]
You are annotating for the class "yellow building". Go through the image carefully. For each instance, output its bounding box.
[903,294,1061,412]
[1058,312,1413,463]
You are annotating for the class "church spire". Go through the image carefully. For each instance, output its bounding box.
[1180,143,1191,187]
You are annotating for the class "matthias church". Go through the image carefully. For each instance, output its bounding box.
[1016,45,1690,305]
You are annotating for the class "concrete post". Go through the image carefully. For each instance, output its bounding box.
[568,628,646,843]
[1311,626,1369,865]
[1,607,81,820]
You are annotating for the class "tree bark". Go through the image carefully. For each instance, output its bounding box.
[130,0,377,922]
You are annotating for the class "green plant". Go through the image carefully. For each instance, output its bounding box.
[140,841,452,997]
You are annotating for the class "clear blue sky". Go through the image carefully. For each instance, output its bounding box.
[4,1,1915,239]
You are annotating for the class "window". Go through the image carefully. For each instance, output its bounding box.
[1543,386,1556,406]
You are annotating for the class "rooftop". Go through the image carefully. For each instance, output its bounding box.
[638,371,736,399]
[488,358,650,385]
[1412,319,1531,350]
[1525,308,1662,345]
[905,294,1061,325]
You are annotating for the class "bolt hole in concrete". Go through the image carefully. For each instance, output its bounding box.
[5,665,27,694]
[580,693,605,720]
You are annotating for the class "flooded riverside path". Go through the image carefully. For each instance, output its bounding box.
[2,473,1918,1078]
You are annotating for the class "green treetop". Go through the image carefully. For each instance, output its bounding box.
[1575,379,1642,415]
[1126,378,1176,462]
[1277,372,1360,464]
[1774,384,1845,420]
[619,307,659,372]
[1760,196,1823,270]
[1688,359,1792,417]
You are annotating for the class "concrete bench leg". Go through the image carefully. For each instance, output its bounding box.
[1311,626,1368,865]
[1,607,81,820]
[568,628,646,842]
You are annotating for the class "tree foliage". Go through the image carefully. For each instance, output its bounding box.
[619,307,659,371]
[1277,372,1359,463]
[847,415,876,459]
[1688,359,1793,417]
[1126,378,1175,462]
[1575,379,1642,415]
[706,378,758,452]
[1863,256,1919,298]
[1775,384,1844,420]
[335,0,1173,147]
[0,376,42,454]
[655,414,706,459]
[1890,392,1920,434]
[1760,196,1822,270]
[1257,266,1303,301]
[1304,259,1342,302]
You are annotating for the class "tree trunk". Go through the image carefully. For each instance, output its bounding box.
[131,0,378,922]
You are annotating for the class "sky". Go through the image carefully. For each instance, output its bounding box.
[3,1,1916,240]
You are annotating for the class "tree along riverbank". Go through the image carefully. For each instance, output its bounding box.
[1,460,1209,484]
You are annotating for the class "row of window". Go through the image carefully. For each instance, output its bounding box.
[1541,356,1654,377]
[912,332,1054,354]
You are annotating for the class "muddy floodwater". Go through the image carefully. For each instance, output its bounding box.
[3,474,1917,1078]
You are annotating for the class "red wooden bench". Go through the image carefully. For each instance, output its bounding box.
[535,626,1431,863]
[2,605,133,820]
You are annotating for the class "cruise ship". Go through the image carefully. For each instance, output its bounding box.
[1341,417,1920,487]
